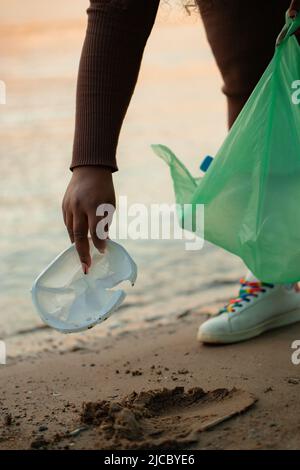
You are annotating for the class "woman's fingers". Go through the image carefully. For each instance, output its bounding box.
[65,211,74,243]
[289,0,300,17]
[277,1,300,45]
[73,212,91,274]
[62,167,115,274]
[64,204,112,274]
[88,203,115,253]
[89,213,107,254]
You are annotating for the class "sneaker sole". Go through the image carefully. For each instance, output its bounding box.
[197,307,300,344]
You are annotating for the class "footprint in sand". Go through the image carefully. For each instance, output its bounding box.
[80,386,257,449]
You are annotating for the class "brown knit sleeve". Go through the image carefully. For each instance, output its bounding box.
[71,0,160,172]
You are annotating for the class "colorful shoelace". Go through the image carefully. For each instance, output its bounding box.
[219,278,274,314]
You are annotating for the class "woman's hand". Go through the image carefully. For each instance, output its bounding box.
[62,166,116,274]
[289,0,300,17]
[277,1,300,44]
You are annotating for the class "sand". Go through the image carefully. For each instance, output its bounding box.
[1,311,300,450]
[77,387,255,450]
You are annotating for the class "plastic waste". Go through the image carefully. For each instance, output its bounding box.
[31,240,137,333]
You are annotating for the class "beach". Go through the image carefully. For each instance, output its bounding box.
[2,315,300,449]
[1,0,300,450]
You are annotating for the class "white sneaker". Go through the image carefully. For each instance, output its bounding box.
[197,278,300,344]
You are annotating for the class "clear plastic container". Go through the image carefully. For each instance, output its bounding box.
[31,240,137,333]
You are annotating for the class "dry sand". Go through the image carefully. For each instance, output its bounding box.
[1,312,300,450]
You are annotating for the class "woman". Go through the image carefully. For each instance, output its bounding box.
[62,0,300,344]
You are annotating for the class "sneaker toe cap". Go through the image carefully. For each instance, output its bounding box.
[197,314,231,343]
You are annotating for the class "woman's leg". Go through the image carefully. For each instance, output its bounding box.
[197,0,291,127]
[195,1,300,344]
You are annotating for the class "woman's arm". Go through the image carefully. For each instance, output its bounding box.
[63,0,160,273]
[71,0,160,171]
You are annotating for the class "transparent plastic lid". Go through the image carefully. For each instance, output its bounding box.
[31,240,137,334]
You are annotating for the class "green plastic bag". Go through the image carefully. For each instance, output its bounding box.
[152,13,300,284]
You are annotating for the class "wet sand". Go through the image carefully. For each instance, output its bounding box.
[1,313,300,450]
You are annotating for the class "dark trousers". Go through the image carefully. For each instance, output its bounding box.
[197,0,291,127]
